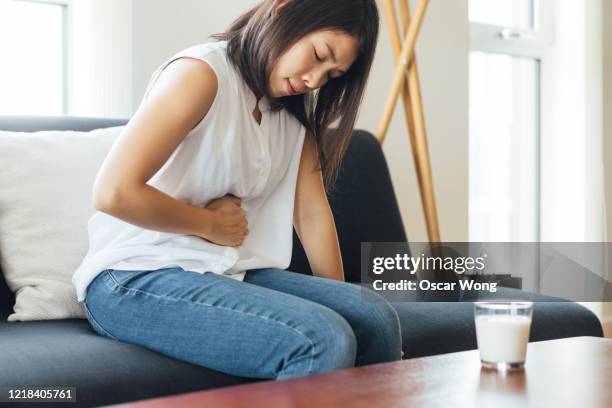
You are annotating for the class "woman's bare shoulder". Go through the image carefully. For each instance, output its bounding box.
[92,58,220,211]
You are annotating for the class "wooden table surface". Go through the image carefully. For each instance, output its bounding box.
[109,336,612,408]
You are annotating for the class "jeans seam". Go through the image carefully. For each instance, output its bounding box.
[83,301,119,341]
[106,269,315,376]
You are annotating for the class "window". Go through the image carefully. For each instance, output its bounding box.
[469,0,553,242]
[0,0,71,115]
[470,0,536,30]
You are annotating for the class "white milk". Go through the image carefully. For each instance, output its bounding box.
[475,315,531,363]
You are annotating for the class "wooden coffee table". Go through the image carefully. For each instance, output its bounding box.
[109,336,611,408]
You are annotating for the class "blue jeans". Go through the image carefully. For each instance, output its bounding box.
[83,267,402,380]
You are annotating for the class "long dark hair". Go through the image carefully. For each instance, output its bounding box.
[211,0,379,192]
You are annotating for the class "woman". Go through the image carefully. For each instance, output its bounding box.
[73,0,402,380]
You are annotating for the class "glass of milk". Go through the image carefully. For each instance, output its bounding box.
[474,301,533,371]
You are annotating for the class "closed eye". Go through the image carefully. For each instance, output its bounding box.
[314,48,332,81]
[314,49,322,62]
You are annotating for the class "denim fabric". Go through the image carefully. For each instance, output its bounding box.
[83,267,402,380]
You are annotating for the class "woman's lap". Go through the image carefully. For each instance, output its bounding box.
[83,267,401,379]
[84,267,357,379]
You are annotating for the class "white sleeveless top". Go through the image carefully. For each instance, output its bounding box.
[72,40,306,302]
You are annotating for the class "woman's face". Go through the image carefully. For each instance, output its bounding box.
[269,30,359,98]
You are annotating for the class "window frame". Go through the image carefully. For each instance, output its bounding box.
[470,0,554,59]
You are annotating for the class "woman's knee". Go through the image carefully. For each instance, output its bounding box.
[285,307,357,377]
[320,315,358,369]
[359,288,403,349]
[312,307,358,366]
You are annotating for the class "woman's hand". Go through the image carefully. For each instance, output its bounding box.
[203,194,249,247]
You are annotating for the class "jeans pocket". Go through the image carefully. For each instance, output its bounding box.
[106,268,167,289]
[83,300,119,341]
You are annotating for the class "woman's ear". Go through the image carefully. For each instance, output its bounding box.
[271,0,290,19]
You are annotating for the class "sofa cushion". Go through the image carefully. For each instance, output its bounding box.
[392,286,604,359]
[0,315,258,407]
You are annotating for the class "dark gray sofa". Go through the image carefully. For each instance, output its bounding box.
[0,116,603,407]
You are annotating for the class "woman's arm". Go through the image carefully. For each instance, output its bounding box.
[93,58,244,245]
[293,133,345,281]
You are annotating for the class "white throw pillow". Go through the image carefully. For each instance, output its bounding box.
[0,125,124,321]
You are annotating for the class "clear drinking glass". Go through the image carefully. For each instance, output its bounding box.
[474,301,533,371]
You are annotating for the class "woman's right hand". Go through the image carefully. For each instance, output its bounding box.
[203,195,249,247]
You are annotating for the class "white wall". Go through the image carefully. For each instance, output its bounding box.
[131,0,260,110]
[602,0,612,338]
[358,0,469,242]
[70,0,132,117]
[540,0,606,243]
[605,0,612,244]
[129,0,469,242]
